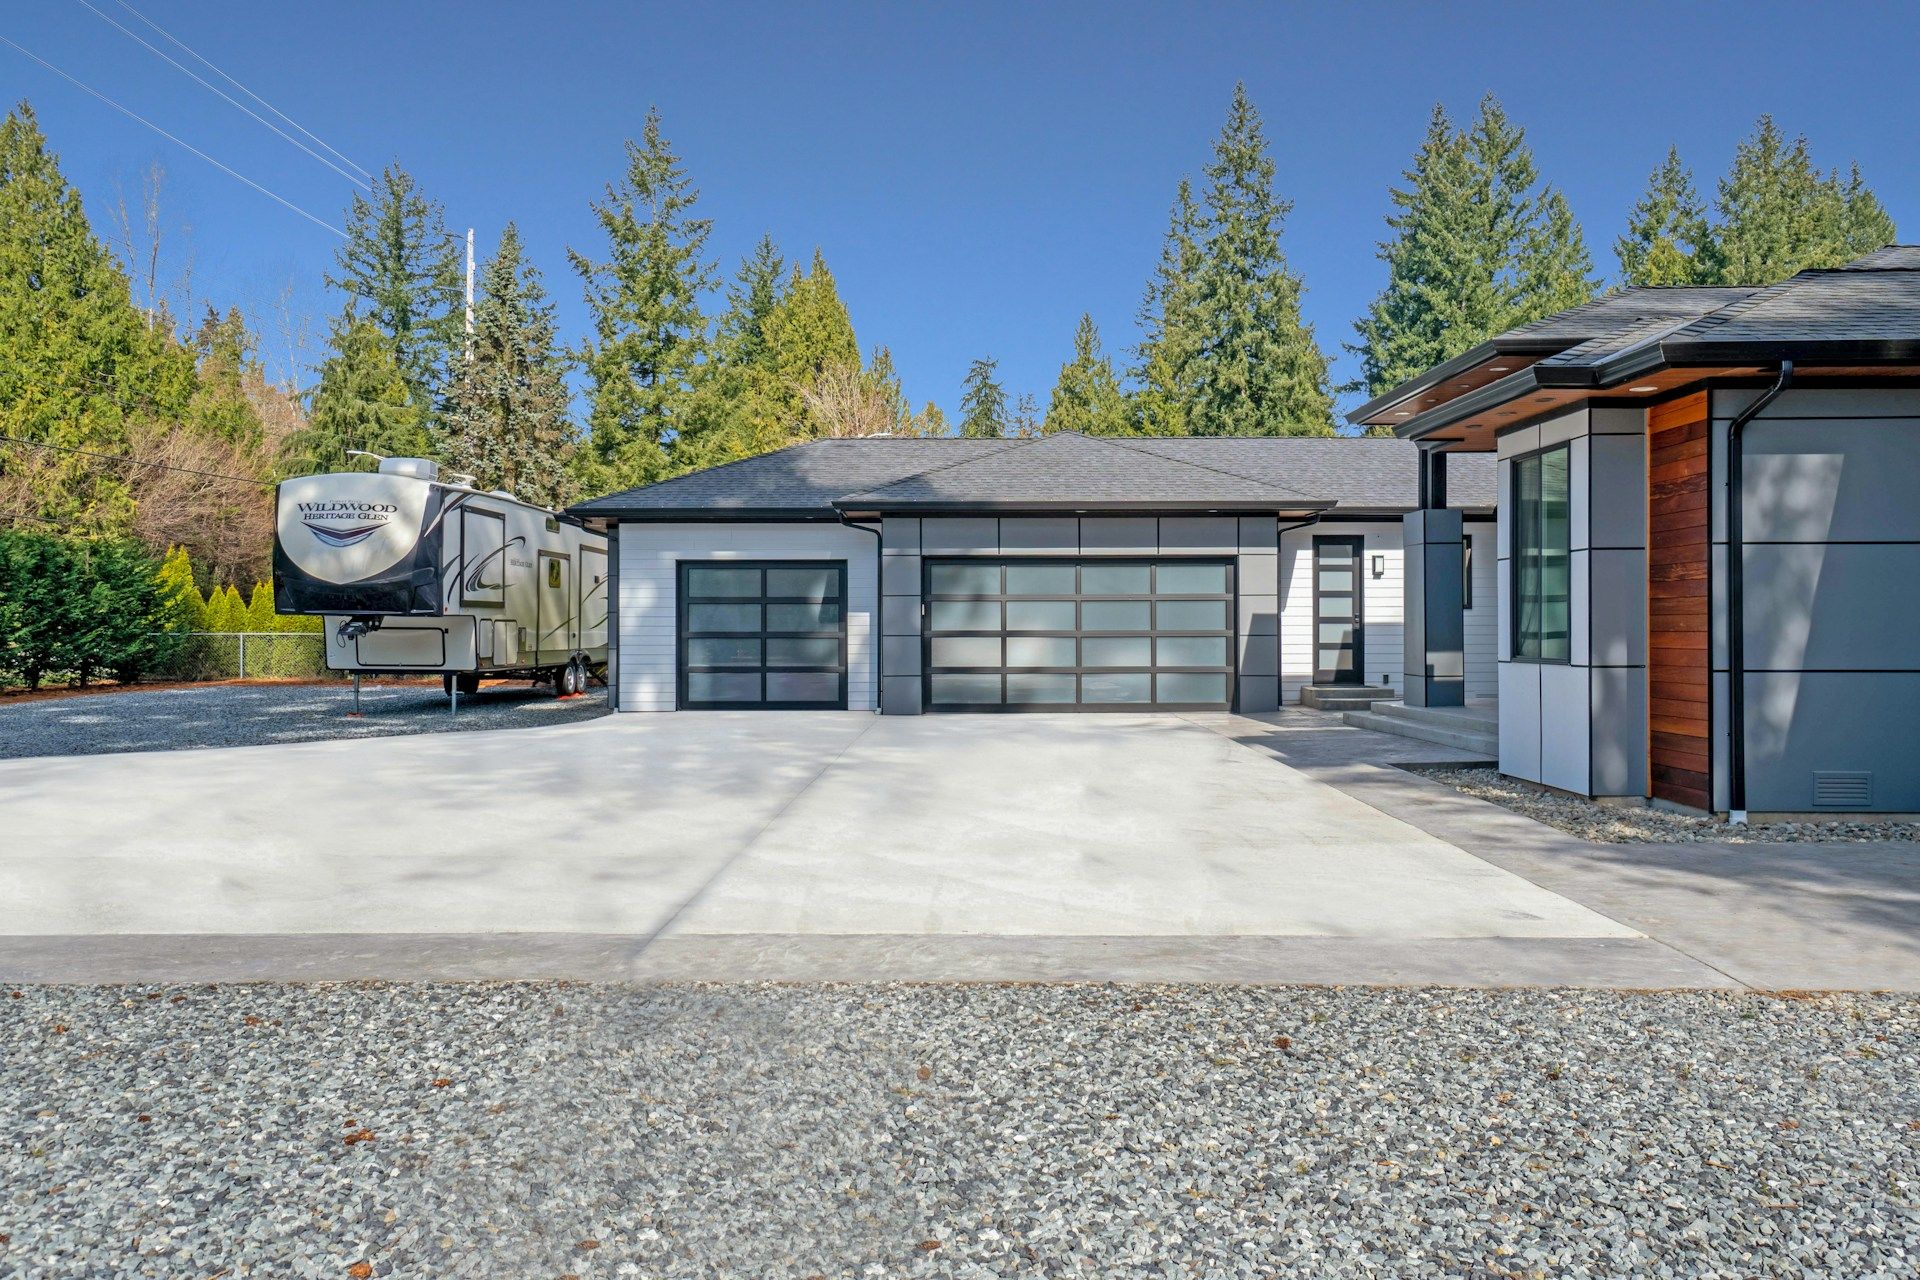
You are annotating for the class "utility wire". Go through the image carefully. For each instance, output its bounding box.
[72,0,370,191]
[112,0,371,183]
[1,433,275,488]
[0,34,345,237]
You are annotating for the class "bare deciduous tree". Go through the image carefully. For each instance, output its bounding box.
[799,361,896,439]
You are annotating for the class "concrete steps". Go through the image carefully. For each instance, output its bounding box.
[1342,700,1499,758]
[1298,684,1397,712]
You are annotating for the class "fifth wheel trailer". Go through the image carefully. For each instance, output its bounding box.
[272,456,608,696]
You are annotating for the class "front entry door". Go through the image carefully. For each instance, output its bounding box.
[1313,536,1364,685]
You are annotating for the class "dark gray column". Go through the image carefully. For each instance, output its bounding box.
[1402,509,1465,707]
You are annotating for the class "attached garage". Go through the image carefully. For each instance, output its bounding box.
[570,431,1496,716]
[922,558,1235,710]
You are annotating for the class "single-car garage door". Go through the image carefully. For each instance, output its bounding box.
[923,558,1235,711]
[678,561,847,709]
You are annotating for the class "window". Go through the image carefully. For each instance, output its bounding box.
[1512,446,1571,661]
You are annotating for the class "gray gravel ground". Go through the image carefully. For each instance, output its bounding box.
[2,983,1914,1279]
[0,681,607,760]
[1417,766,1920,845]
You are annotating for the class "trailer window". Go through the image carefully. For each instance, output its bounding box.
[548,559,562,588]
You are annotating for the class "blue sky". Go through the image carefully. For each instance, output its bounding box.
[9,1,1918,420]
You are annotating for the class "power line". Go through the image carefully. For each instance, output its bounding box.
[72,0,370,191]
[1,433,275,489]
[112,0,372,184]
[0,34,345,237]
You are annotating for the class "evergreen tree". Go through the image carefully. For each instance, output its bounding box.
[244,580,278,633]
[440,224,577,508]
[865,345,911,432]
[570,108,714,485]
[292,314,428,474]
[1615,146,1710,286]
[958,357,1010,438]
[1350,96,1597,407]
[1044,314,1130,435]
[1132,178,1205,436]
[1702,118,1897,284]
[714,235,786,366]
[0,102,196,533]
[1185,84,1335,436]
[154,545,205,633]
[1011,392,1042,438]
[326,164,463,412]
[755,250,860,437]
[185,305,265,445]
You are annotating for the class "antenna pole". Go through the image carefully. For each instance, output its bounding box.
[464,228,475,350]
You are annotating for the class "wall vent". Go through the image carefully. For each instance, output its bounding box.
[1812,771,1872,809]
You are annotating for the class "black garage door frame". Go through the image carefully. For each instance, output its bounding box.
[920,556,1238,713]
[676,559,849,710]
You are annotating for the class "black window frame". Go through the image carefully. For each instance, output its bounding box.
[676,559,849,710]
[920,556,1237,713]
[1510,443,1573,664]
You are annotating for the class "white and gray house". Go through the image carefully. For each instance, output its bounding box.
[571,434,1495,717]
[574,244,1919,818]
[1352,244,1920,817]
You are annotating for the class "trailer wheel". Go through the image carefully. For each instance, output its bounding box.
[561,660,583,697]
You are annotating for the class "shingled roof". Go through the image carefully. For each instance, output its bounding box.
[1365,245,1920,439]
[573,433,1496,520]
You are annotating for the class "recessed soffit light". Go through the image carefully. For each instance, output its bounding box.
[1629,385,1658,392]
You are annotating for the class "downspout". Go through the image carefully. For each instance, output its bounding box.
[837,513,884,712]
[1725,360,1794,823]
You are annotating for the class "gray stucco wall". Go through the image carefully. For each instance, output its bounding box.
[879,514,1280,715]
[1709,386,1920,813]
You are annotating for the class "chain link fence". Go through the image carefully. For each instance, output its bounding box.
[160,632,341,682]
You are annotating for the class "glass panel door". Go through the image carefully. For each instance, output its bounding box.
[922,558,1234,711]
[1313,537,1364,685]
[678,561,847,708]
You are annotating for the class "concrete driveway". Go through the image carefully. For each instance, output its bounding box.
[0,710,1698,984]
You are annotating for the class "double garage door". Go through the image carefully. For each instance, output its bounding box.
[923,558,1235,711]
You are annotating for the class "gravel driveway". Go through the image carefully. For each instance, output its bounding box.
[0,681,607,759]
[2,983,1913,1278]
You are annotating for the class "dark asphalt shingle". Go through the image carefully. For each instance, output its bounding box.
[573,434,1496,518]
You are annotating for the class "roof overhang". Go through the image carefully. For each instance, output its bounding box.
[1347,343,1551,429]
[1392,341,1920,451]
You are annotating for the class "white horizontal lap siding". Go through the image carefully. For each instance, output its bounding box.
[1280,522,1404,703]
[613,521,878,712]
[1465,523,1497,699]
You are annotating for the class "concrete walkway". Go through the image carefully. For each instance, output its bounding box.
[1,708,1912,988]
[1203,708,1920,992]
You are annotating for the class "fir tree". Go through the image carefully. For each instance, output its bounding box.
[293,314,429,474]
[570,108,714,484]
[1011,392,1042,439]
[958,357,1010,438]
[864,345,911,431]
[0,102,196,532]
[186,305,266,445]
[1702,118,1897,284]
[1350,96,1597,407]
[326,164,463,412]
[714,235,786,366]
[1044,314,1130,435]
[440,224,577,508]
[1615,147,1710,286]
[1132,178,1205,436]
[757,250,860,435]
[1185,84,1335,436]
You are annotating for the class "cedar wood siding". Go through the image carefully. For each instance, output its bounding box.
[1647,392,1712,810]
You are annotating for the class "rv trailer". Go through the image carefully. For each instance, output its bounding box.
[272,456,609,697]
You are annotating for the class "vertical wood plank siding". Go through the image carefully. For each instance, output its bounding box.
[1646,392,1712,810]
